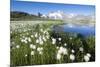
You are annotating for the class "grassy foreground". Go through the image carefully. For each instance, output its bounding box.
[10,21,95,66]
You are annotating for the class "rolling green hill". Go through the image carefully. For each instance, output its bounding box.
[10,11,43,21]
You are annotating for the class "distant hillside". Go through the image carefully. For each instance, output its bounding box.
[10,11,62,21]
[10,11,42,21]
[11,11,39,18]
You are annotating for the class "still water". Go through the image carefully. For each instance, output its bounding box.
[52,23,95,36]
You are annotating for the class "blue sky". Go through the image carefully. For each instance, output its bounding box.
[11,0,95,15]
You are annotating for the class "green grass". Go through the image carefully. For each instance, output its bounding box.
[10,21,95,66]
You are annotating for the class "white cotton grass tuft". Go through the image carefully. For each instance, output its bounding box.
[56,46,59,49]
[31,51,34,55]
[37,47,43,55]
[28,37,31,42]
[39,40,43,45]
[58,46,68,55]
[30,44,36,49]
[37,47,43,52]
[46,35,49,39]
[56,53,61,60]
[24,40,28,44]
[42,36,47,42]
[70,54,75,61]
[25,54,27,57]
[43,30,48,34]
[58,38,62,41]
[38,36,44,45]
[79,47,84,52]
[21,39,24,43]
[11,42,15,45]
[46,31,49,35]
[39,51,43,55]
[35,33,38,38]
[30,44,33,48]
[86,53,91,57]
[40,28,43,32]
[64,43,67,46]
[84,53,91,62]
[69,37,72,40]
[25,37,28,41]
[36,39,39,44]
[84,55,89,62]
[52,38,56,44]
[31,35,34,38]
[71,49,75,53]
[21,37,28,44]
[16,45,20,49]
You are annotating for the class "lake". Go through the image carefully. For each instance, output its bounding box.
[52,23,95,36]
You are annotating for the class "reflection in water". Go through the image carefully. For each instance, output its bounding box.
[52,23,95,36]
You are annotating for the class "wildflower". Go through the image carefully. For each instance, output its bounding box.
[70,54,75,61]
[79,47,84,52]
[31,51,34,55]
